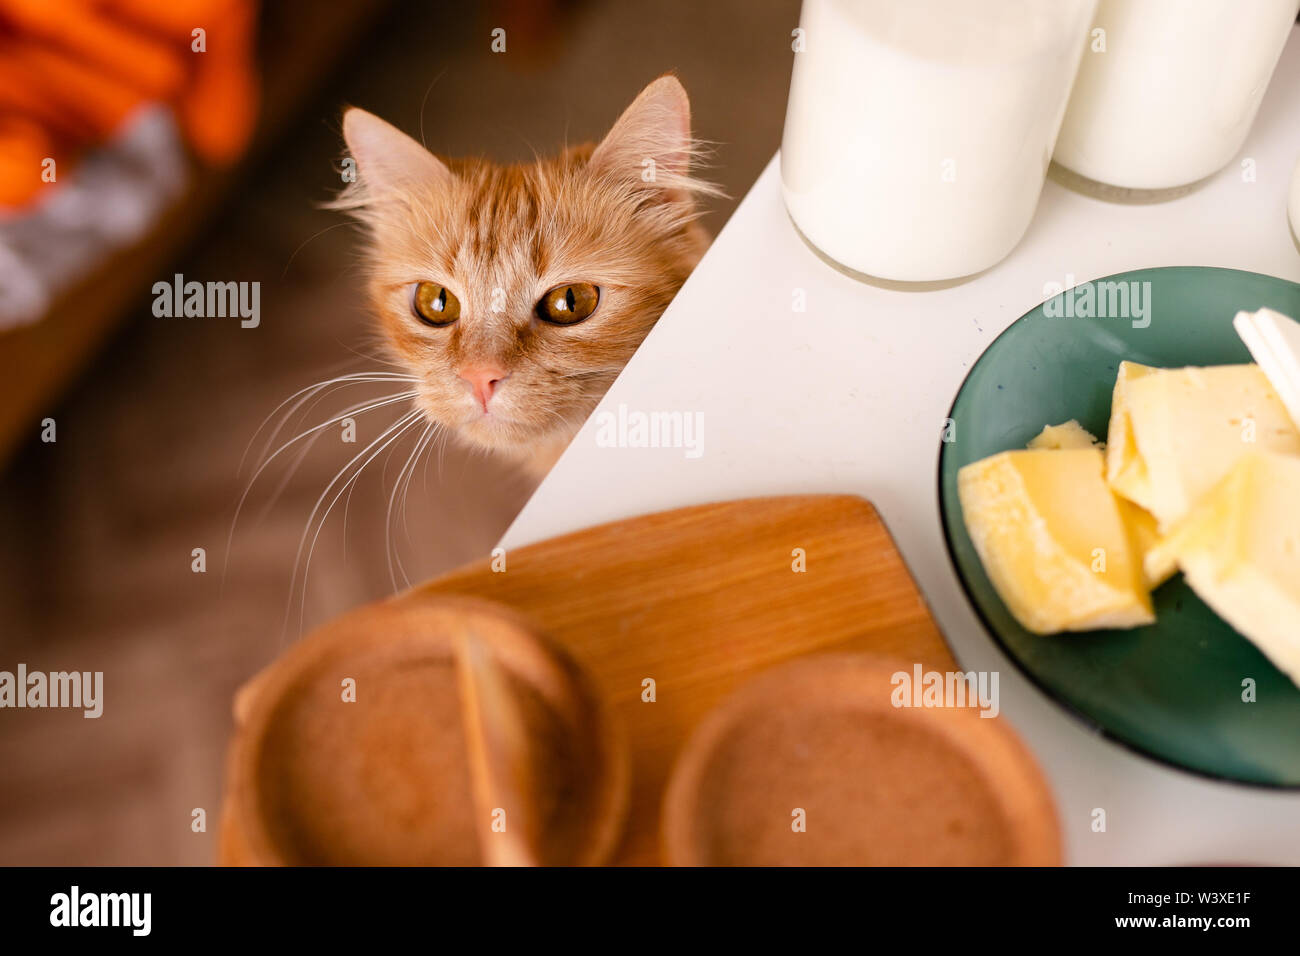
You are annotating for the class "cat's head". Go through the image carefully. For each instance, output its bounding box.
[332,76,716,464]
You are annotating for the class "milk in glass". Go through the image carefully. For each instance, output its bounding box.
[1055,0,1300,192]
[781,0,1097,283]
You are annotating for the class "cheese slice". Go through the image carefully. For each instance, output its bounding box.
[1105,362,1300,530]
[1022,420,1173,588]
[1151,451,1300,688]
[1027,419,1100,450]
[958,448,1155,634]
[1127,504,1176,590]
[1105,361,1158,507]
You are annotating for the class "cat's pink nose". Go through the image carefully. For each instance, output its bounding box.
[459,365,507,412]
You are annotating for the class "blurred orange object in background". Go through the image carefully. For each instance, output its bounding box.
[0,0,259,209]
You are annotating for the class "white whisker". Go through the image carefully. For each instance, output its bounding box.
[242,372,419,475]
[386,419,437,591]
[239,374,420,490]
[286,408,425,639]
[222,385,419,594]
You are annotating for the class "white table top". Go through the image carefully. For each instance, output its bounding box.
[502,28,1300,864]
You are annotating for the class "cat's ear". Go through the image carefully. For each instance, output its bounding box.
[341,107,452,198]
[589,76,697,203]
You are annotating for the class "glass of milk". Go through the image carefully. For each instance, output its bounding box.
[1054,0,1300,195]
[781,0,1098,284]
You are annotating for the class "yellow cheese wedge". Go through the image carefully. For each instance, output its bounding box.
[1127,504,1176,590]
[1105,361,1158,506]
[1021,421,1172,587]
[1105,362,1300,530]
[1027,420,1100,450]
[958,448,1155,634]
[1152,451,1300,688]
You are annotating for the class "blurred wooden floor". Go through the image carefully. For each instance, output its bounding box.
[0,0,797,864]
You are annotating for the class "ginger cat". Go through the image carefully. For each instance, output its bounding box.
[332,76,716,476]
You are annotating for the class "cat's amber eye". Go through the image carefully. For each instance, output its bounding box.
[411,281,460,326]
[536,282,600,325]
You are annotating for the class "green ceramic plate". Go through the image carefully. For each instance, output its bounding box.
[940,266,1300,787]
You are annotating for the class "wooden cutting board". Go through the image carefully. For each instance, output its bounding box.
[411,494,955,865]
